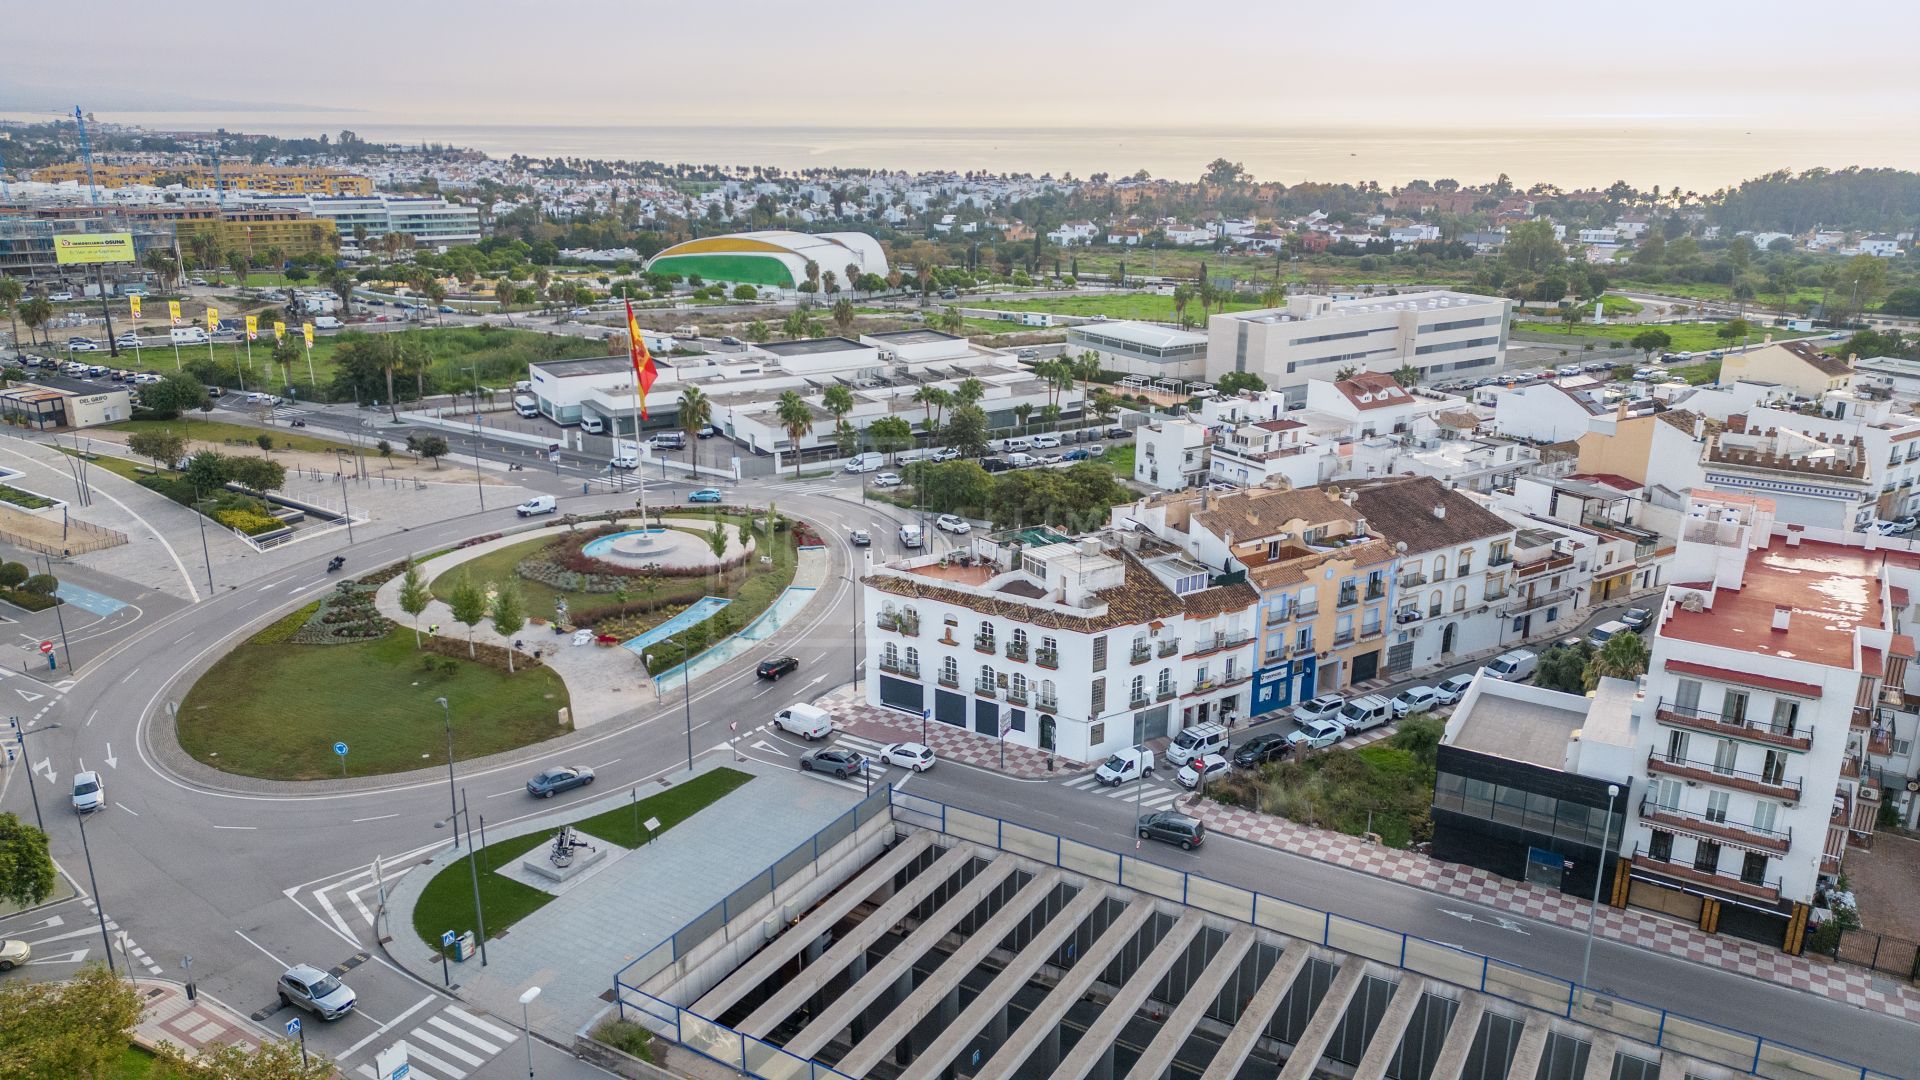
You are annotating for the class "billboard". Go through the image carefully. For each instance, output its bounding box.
[52,232,135,265]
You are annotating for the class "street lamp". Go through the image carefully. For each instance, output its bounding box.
[1580,782,1622,989]
[839,573,864,693]
[518,985,542,1078]
[6,717,54,833]
[434,788,488,966]
[645,646,694,773]
[438,697,459,850]
[74,800,115,975]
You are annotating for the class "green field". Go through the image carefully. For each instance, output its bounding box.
[113,1046,156,1079]
[108,417,357,455]
[411,767,752,948]
[1513,320,1818,354]
[1615,278,1829,309]
[178,603,570,780]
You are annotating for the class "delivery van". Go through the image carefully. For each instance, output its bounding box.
[774,703,833,740]
[312,316,343,330]
[516,496,557,517]
[513,394,540,418]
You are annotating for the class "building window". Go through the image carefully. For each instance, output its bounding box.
[977,623,996,651]
[941,656,958,684]
[1665,730,1690,763]
[1712,738,1738,775]
[1157,669,1174,696]
[1654,778,1682,810]
[1089,721,1105,746]
[1433,555,1447,579]
[1720,690,1749,724]
[1295,626,1313,651]
[1673,679,1701,712]
[1011,672,1028,699]
[1452,586,1467,612]
[1741,852,1770,886]
[1753,800,1778,835]
[979,664,997,692]
[1129,675,1145,704]
[1649,829,1673,861]
[1090,677,1106,713]
[1693,839,1722,875]
[1429,591,1442,617]
[1705,791,1730,824]
[1041,678,1056,706]
[1771,699,1799,736]
[1457,548,1473,576]
[1092,635,1107,672]
[883,642,899,668]
[1011,628,1028,654]
[905,646,918,671]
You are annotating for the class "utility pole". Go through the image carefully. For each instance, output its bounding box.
[439,697,458,850]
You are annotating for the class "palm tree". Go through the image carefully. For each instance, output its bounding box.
[913,386,939,430]
[1040,403,1062,431]
[822,269,839,298]
[1584,631,1649,690]
[678,385,713,475]
[326,267,355,315]
[426,280,448,324]
[775,390,814,478]
[831,298,856,335]
[142,249,178,293]
[227,250,250,289]
[802,260,820,304]
[494,278,514,314]
[954,378,986,407]
[1171,284,1192,328]
[821,384,854,429]
[1014,402,1033,431]
[845,262,861,298]
[924,386,952,433]
[18,296,52,346]
[744,319,771,343]
[0,277,21,348]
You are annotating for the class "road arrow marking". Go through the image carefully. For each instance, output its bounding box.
[28,949,88,965]
[7,915,63,935]
[33,757,54,784]
[1439,908,1530,935]
[750,739,788,757]
[103,744,116,769]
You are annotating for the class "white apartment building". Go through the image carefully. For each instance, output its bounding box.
[1133,416,1212,491]
[1622,492,1897,945]
[863,530,1260,762]
[248,193,481,248]
[1208,290,1512,394]
[1300,372,1452,438]
[1351,478,1520,673]
[1700,391,1920,530]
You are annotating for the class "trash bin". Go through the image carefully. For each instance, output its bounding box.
[453,930,477,962]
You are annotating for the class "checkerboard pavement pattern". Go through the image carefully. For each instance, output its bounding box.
[133,979,262,1058]
[817,686,1081,779]
[1191,802,1920,1023]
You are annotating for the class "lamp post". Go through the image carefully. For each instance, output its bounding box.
[646,645,694,773]
[839,573,863,693]
[435,789,487,966]
[1580,782,1621,989]
[466,362,485,511]
[75,800,115,974]
[518,985,542,1078]
[438,696,458,850]
[7,717,52,833]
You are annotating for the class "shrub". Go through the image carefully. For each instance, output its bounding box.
[213,508,285,535]
[0,587,59,611]
[0,484,55,509]
[593,1018,655,1063]
[0,561,26,587]
[20,573,58,596]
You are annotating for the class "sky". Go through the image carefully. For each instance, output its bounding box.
[3,0,1917,186]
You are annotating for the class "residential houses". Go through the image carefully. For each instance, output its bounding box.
[1351,477,1519,675]
[1715,340,1853,399]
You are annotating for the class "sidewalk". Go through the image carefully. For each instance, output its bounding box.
[815,683,1076,778]
[131,978,263,1058]
[1188,801,1920,1024]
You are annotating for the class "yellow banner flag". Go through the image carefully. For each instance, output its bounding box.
[167,300,182,326]
[128,295,142,320]
[205,306,219,332]
[302,323,314,347]
[273,321,286,341]
[245,315,258,341]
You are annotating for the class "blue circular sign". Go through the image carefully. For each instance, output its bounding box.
[333,742,349,756]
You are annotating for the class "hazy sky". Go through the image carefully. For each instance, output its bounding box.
[8,0,1916,130]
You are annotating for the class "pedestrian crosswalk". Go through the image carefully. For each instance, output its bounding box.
[354,1005,518,1080]
[1060,772,1188,811]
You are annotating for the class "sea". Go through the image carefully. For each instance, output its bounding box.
[7,112,1915,192]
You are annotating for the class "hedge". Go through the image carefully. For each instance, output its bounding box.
[0,484,54,510]
[0,587,60,612]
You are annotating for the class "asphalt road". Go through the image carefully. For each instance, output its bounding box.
[0,420,1910,1078]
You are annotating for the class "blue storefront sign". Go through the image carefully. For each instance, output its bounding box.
[1250,655,1317,716]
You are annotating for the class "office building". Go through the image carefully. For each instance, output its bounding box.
[1208,291,1511,394]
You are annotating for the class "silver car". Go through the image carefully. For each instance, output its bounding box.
[278,964,356,1020]
[71,771,104,813]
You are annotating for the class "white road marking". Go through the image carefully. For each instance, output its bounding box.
[85,709,97,727]
[232,929,283,964]
[351,813,399,823]
[335,994,437,1062]
[427,1014,502,1053]
[27,949,88,965]
[115,803,138,816]
[211,824,258,830]
[442,1005,516,1043]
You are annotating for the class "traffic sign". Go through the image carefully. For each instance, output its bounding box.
[441,930,456,948]
[285,1017,302,1037]
[38,641,52,655]
[333,742,349,757]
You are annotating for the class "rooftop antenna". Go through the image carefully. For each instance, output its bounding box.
[72,106,99,206]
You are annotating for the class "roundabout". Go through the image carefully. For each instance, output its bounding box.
[578,527,718,572]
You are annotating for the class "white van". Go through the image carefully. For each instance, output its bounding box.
[579,415,605,434]
[773,703,833,740]
[513,394,539,418]
[997,436,1034,453]
[1166,722,1229,766]
[1483,650,1538,683]
[311,316,343,330]
[898,523,924,549]
[1005,452,1039,469]
[1095,745,1155,785]
[1587,620,1630,648]
[1029,434,1061,449]
[844,453,884,474]
[170,327,209,345]
[1336,695,1393,734]
[516,495,557,517]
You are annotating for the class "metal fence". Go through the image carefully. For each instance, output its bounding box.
[1825,927,1920,983]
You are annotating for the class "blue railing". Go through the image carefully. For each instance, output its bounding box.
[611,786,1900,1080]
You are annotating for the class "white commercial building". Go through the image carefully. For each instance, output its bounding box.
[1207,290,1512,394]
[248,193,481,248]
[1065,321,1208,381]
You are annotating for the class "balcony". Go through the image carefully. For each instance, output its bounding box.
[1190,677,1217,695]
[1037,695,1059,712]
[1293,603,1320,619]
[1156,687,1177,702]
[1482,586,1510,602]
[1630,844,1782,904]
[1336,590,1359,609]
[1130,644,1152,665]
[937,673,960,689]
[974,681,999,699]
[1501,588,1576,617]
[1158,639,1181,658]
[1639,797,1792,854]
[1187,631,1252,658]
[1129,694,1151,710]
[1364,582,1387,601]
[1007,688,1030,706]
[875,612,920,636]
[878,658,920,679]
[1004,641,1029,662]
[1035,648,1059,669]
[1456,566,1474,579]
[1358,623,1384,640]
[1646,749,1802,803]
[1396,607,1424,625]
[973,634,996,654]
[1655,700,1812,753]
[1488,551,1514,568]
[1399,571,1428,588]
[1332,629,1356,646]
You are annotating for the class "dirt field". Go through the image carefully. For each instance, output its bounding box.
[1844,831,1920,941]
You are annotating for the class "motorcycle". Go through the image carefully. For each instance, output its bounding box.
[326,556,346,573]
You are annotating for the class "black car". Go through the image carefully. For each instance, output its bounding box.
[1138,811,1205,850]
[1232,733,1292,769]
[979,457,1014,473]
[757,656,799,680]
[526,765,595,798]
[1619,607,1652,632]
[800,747,866,778]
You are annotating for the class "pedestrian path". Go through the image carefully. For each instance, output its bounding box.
[352,1003,519,1080]
[1060,772,1187,812]
[817,683,1079,777]
[132,978,261,1058]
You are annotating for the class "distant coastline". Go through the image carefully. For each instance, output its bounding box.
[2,112,1912,192]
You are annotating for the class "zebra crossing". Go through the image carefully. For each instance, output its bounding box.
[353,1004,519,1080]
[1060,771,1188,811]
[792,732,905,794]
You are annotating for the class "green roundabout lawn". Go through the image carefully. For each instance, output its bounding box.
[411,767,752,949]
[178,603,570,780]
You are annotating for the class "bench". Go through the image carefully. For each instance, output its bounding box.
[133,465,157,475]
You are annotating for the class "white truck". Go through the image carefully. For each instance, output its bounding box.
[513,394,539,418]
[773,703,833,739]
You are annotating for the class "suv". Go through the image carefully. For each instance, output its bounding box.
[935,514,971,534]
[1137,811,1205,850]
[1390,686,1439,718]
[278,964,356,1020]
[800,747,866,778]
[1232,733,1292,768]
[757,656,799,680]
[1165,721,1228,766]
[1292,694,1345,725]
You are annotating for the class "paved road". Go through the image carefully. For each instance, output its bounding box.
[0,424,1910,1078]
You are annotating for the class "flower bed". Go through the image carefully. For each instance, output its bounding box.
[0,586,60,611]
[517,523,754,593]
[289,582,389,643]
[213,507,285,536]
[0,484,55,510]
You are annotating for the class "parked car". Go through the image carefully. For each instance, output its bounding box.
[1165,721,1228,766]
[1587,621,1630,648]
[1337,694,1393,734]
[800,747,866,778]
[1061,448,1093,461]
[278,965,356,1020]
[71,771,104,813]
[1175,753,1231,790]
[1232,733,1292,768]
[697,424,722,438]
[1095,745,1155,785]
[756,655,799,680]
[1137,811,1205,850]
[526,765,594,798]
[688,488,724,503]
[1286,717,1347,751]
[67,340,99,352]
[935,514,971,534]
[849,529,871,546]
[0,938,29,971]
[880,742,936,772]
[1482,650,1538,682]
[979,458,1014,473]
[929,447,961,462]
[1433,673,1476,704]
[516,496,557,517]
[1292,694,1345,725]
[1390,686,1440,718]
[1029,434,1061,449]
[872,472,902,488]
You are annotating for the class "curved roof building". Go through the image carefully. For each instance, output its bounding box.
[646,230,888,289]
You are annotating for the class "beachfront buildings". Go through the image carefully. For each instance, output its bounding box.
[1206,290,1512,395]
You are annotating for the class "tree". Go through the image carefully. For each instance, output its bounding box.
[1534,644,1591,694]
[0,562,25,588]
[1391,364,1420,387]
[775,390,814,478]
[911,460,992,514]
[954,377,986,406]
[0,964,143,1078]
[1090,388,1120,424]
[1334,365,1360,381]
[0,812,55,907]
[126,429,187,468]
[398,561,430,646]
[1716,318,1751,343]
[1503,220,1565,273]
[141,372,210,418]
[415,434,450,469]
[17,296,51,346]
[821,384,854,429]
[0,276,20,347]
[831,297,856,335]
[324,266,355,315]
[1629,328,1672,359]
[867,415,914,462]
[1203,158,1247,187]
[271,334,302,385]
[255,432,274,454]
[677,385,713,475]
[1171,283,1193,328]
[19,574,56,597]
[227,250,250,288]
[1013,402,1033,431]
[1584,631,1649,690]
[944,403,991,457]
[1215,371,1266,396]
[226,457,286,493]
[488,581,526,672]
[447,574,488,658]
[744,319,771,343]
[152,1037,335,1080]
[706,522,727,562]
[184,450,231,492]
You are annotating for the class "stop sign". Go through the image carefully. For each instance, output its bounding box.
[38,641,53,655]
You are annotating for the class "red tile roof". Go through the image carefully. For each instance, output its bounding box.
[1333,372,1415,411]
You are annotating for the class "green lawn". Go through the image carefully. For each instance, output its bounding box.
[113,1046,156,1079]
[178,605,570,780]
[1099,444,1135,474]
[108,417,357,455]
[411,767,753,949]
[1513,320,1817,354]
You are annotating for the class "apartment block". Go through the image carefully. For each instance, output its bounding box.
[30,161,374,195]
[1207,290,1512,395]
[1352,477,1518,674]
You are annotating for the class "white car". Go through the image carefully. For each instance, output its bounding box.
[929,447,961,462]
[609,455,638,470]
[880,742,936,771]
[1292,694,1345,725]
[935,514,971,534]
[1029,434,1061,448]
[72,771,104,813]
[1175,753,1231,790]
[1390,686,1440,718]
[872,472,902,488]
[1286,718,1346,751]
[1432,673,1476,705]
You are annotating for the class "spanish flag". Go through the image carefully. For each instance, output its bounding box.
[625,299,658,419]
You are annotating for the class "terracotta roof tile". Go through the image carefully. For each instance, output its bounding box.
[1191,486,1356,543]
[1181,580,1260,619]
[1334,372,1416,411]
[863,548,1186,634]
[1780,339,1853,378]
[1351,476,1513,551]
